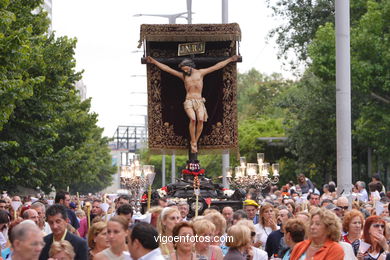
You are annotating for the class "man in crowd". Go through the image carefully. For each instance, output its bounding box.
[12,196,21,203]
[178,201,190,222]
[336,196,349,219]
[232,209,248,225]
[128,222,165,260]
[372,174,386,193]
[10,196,22,218]
[55,191,79,229]
[30,202,51,235]
[265,208,293,257]
[243,199,259,224]
[320,199,333,208]
[78,199,104,238]
[117,204,133,224]
[308,192,320,207]
[9,220,44,260]
[222,206,234,229]
[0,200,7,211]
[356,181,369,202]
[22,208,39,226]
[107,194,131,220]
[39,204,88,260]
[154,197,168,208]
[116,194,131,209]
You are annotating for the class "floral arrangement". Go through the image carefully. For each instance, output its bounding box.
[223,189,235,198]
[182,168,205,176]
[157,186,168,197]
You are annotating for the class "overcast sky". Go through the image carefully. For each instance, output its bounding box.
[52,0,291,137]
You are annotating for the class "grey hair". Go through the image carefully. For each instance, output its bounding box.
[177,201,189,207]
[10,221,40,244]
[356,181,366,188]
[31,201,45,211]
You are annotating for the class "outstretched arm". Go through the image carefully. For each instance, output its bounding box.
[200,55,239,76]
[146,56,183,80]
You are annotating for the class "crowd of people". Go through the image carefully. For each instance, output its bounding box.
[0,173,389,260]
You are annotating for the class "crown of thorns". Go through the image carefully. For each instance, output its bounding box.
[178,58,196,68]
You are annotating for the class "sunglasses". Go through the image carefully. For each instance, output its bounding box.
[339,206,349,210]
[373,224,385,229]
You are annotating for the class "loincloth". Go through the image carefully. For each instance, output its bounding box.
[183,98,208,122]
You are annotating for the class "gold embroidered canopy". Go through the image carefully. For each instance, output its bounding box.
[138,23,241,47]
[140,23,240,154]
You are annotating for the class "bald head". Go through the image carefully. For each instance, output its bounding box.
[22,209,39,225]
[222,206,233,222]
[10,221,43,260]
[10,221,41,244]
[336,196,349,217]
[336,196,348,206]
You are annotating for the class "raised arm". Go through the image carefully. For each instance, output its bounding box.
[200,55,239,76]
[146,56,183,80]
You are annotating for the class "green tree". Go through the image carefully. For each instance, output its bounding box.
[351,0,390,159]
[267,0,369,63]
[0,0,115,193]
[0,0,47,131]
[277,0,390,184]
[237,69,290,120]
[277,72,337,184]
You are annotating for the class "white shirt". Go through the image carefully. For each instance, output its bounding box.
[254,224,279,250]
[138,248,165,260]
[43,221,52,235]
[339,241,357,260]
[0,231,7,250]
[252,246,268,260]
[358,189,369,202]
[371,191,381,201]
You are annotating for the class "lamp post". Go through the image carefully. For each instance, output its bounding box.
[226,154,280,199]
[133,12,192,24]
[120,154,156,214]
[144,165,156,211]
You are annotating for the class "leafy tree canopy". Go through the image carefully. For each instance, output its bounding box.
[0,0,115,194]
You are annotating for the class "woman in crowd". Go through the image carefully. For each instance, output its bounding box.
[328,182,337,198]
[0,210,10,252]
[285,201,296,215]
[48,240,75,260]
[341,209,364,256]
[320,184,334,201]
[236,219,268,260]
[193,219,223,260]
[0,210,11,260]
[75,209,86,222]
[296,173,315,194]
[232,210,247,225]
[380,204,389,218]
[169,222,197,260]
[88,221,109,259]
[224,224,252,260]
[254,203,278,249]
[282,219,306,259]
[204,212,227,246]
[157,207,181,256]
[67,223,80,237]
[94,216,131,260]
[147,206,163,228]
[358,216,388,260]
[290,208,344,260]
